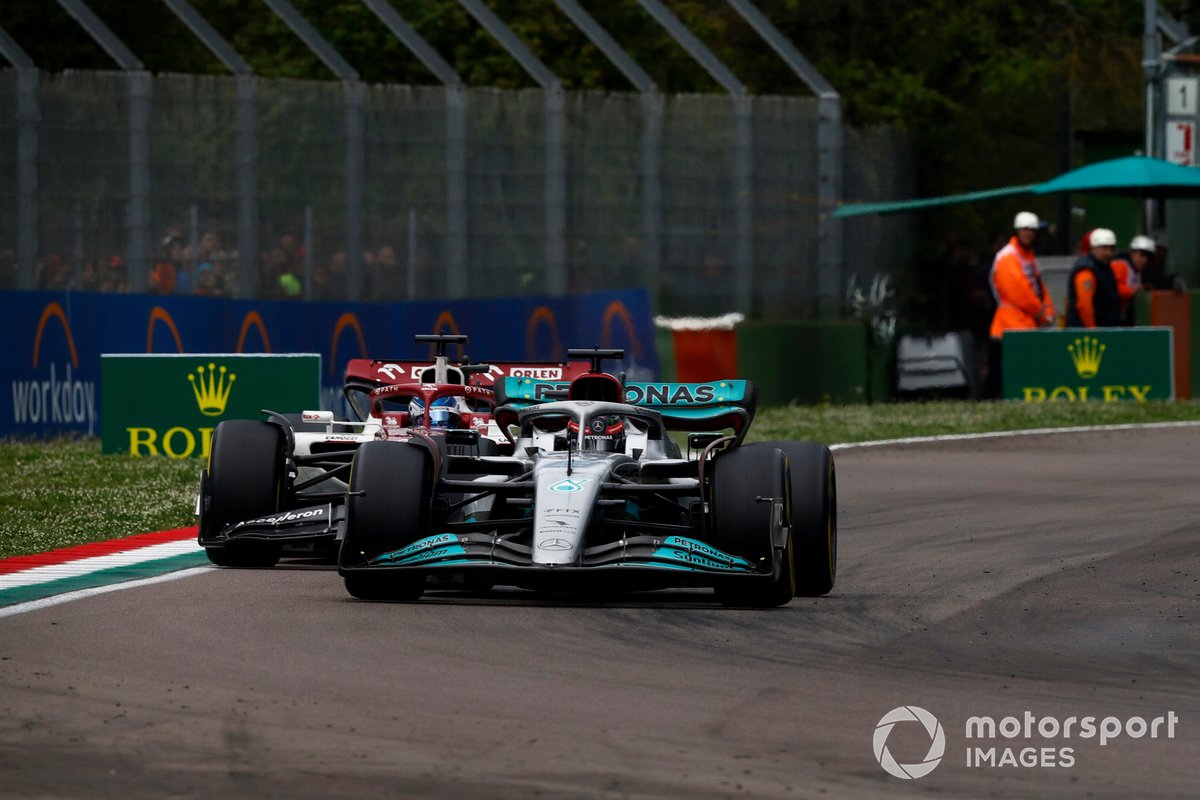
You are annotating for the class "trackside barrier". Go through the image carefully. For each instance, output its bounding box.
[1134,289,1197,400]
[1149,291,1192,399]
[734,320,876,406]
[1001,328,1174,402]
[1,288,657,438]
[100,354,321,456]
[654,314,742,383]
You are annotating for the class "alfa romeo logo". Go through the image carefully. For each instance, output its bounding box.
[874,706,945,780]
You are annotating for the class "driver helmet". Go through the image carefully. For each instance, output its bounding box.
[569,414,626,452]
[408,395,462,430]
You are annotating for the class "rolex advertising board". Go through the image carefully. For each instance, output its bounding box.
[1003,328,1174,402]
[101,354,320,457]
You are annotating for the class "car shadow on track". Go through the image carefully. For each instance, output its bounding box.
[266,559,815,609]
[345,587,813,610]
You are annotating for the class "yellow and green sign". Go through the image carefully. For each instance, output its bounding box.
[1003,328,1174,402]
[101,354,320,457]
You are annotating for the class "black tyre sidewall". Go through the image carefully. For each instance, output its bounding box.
[202,420,285,567]
[340,442,433,568]
[748,441,836,596]
[709,446,793,606]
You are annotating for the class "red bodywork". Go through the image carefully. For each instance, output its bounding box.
[369,382,496,440]
[347,359,592,441]
[344,359,589,389]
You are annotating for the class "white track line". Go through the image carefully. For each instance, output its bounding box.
[0,567,214,619]
[829,419,1200,450]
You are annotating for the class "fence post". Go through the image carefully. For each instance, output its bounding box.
[457,0,566,295]
[303,205,314,300]
[636,0,753,314]
[127,73,152,294]
[733,95,754,314]
[641,91,663,296]
[362,0,470,299]
[554,0,662,296]
[161,0,260,296]
[56,0,152,292]
[345,80,366,300]
[445,85,468,298]
[16,68,39,290]
[262,0,363,299]
[726,0,845,318]
[0,25,37,288]
[816,95,844,318]
[235,76,258,297]
[544,86,567,294]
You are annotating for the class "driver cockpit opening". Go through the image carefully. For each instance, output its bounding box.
[409,396,466,430]
[526,412,649,455]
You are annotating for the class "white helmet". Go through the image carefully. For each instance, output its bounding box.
[1013,211,1040,230]
[1130,235,1156,253]
[1089,228,1117,248]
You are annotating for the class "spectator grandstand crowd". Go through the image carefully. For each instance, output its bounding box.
[2,229,403,301]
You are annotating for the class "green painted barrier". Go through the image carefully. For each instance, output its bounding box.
[1002,328,1173,402]
[1192,291,1200,403]
[736,321,870,406]
[655,326,677,383]
[101,354,321,457]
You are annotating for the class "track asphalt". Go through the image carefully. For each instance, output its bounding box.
[0,426,1196,798]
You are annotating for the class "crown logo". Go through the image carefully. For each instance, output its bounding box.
[1068,336,1105,379]
[189,363,235,416]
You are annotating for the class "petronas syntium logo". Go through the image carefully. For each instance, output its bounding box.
[1068,336,1106,379]
[188,363,236,416]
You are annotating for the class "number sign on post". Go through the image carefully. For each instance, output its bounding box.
[1166,77,1198,117]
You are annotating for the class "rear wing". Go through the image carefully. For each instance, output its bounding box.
[344,359,590,387]
[343,359,591,420]
[496,378,757,435]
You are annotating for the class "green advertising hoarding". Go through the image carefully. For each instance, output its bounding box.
[101,354,321,457]
[1003,328,1173,402]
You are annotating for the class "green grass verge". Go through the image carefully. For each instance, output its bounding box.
[0,440,198,558]
[3,399,1200,558]
[747,399,1200,444]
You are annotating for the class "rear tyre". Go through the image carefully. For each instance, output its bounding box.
[749,441,837,596]
[339,442,432,600]
[201,420,284,568]
[708,446,794,608]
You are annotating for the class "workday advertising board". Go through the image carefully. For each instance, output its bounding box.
[5,298,99,438]
[1,289,657,439]
[1003,328,1174,402]
[101,354,320,457]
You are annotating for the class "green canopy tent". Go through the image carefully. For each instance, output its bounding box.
[832,155,1200,218]
[1032,156,1200,197]
[830,184,1038,218]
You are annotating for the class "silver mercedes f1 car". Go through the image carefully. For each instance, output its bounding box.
[338,348,836,607]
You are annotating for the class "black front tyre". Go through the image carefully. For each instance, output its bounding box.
[201,420,285,568]
[708,445,795,608]
[749,441,837,596]
[338,442,433,600]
